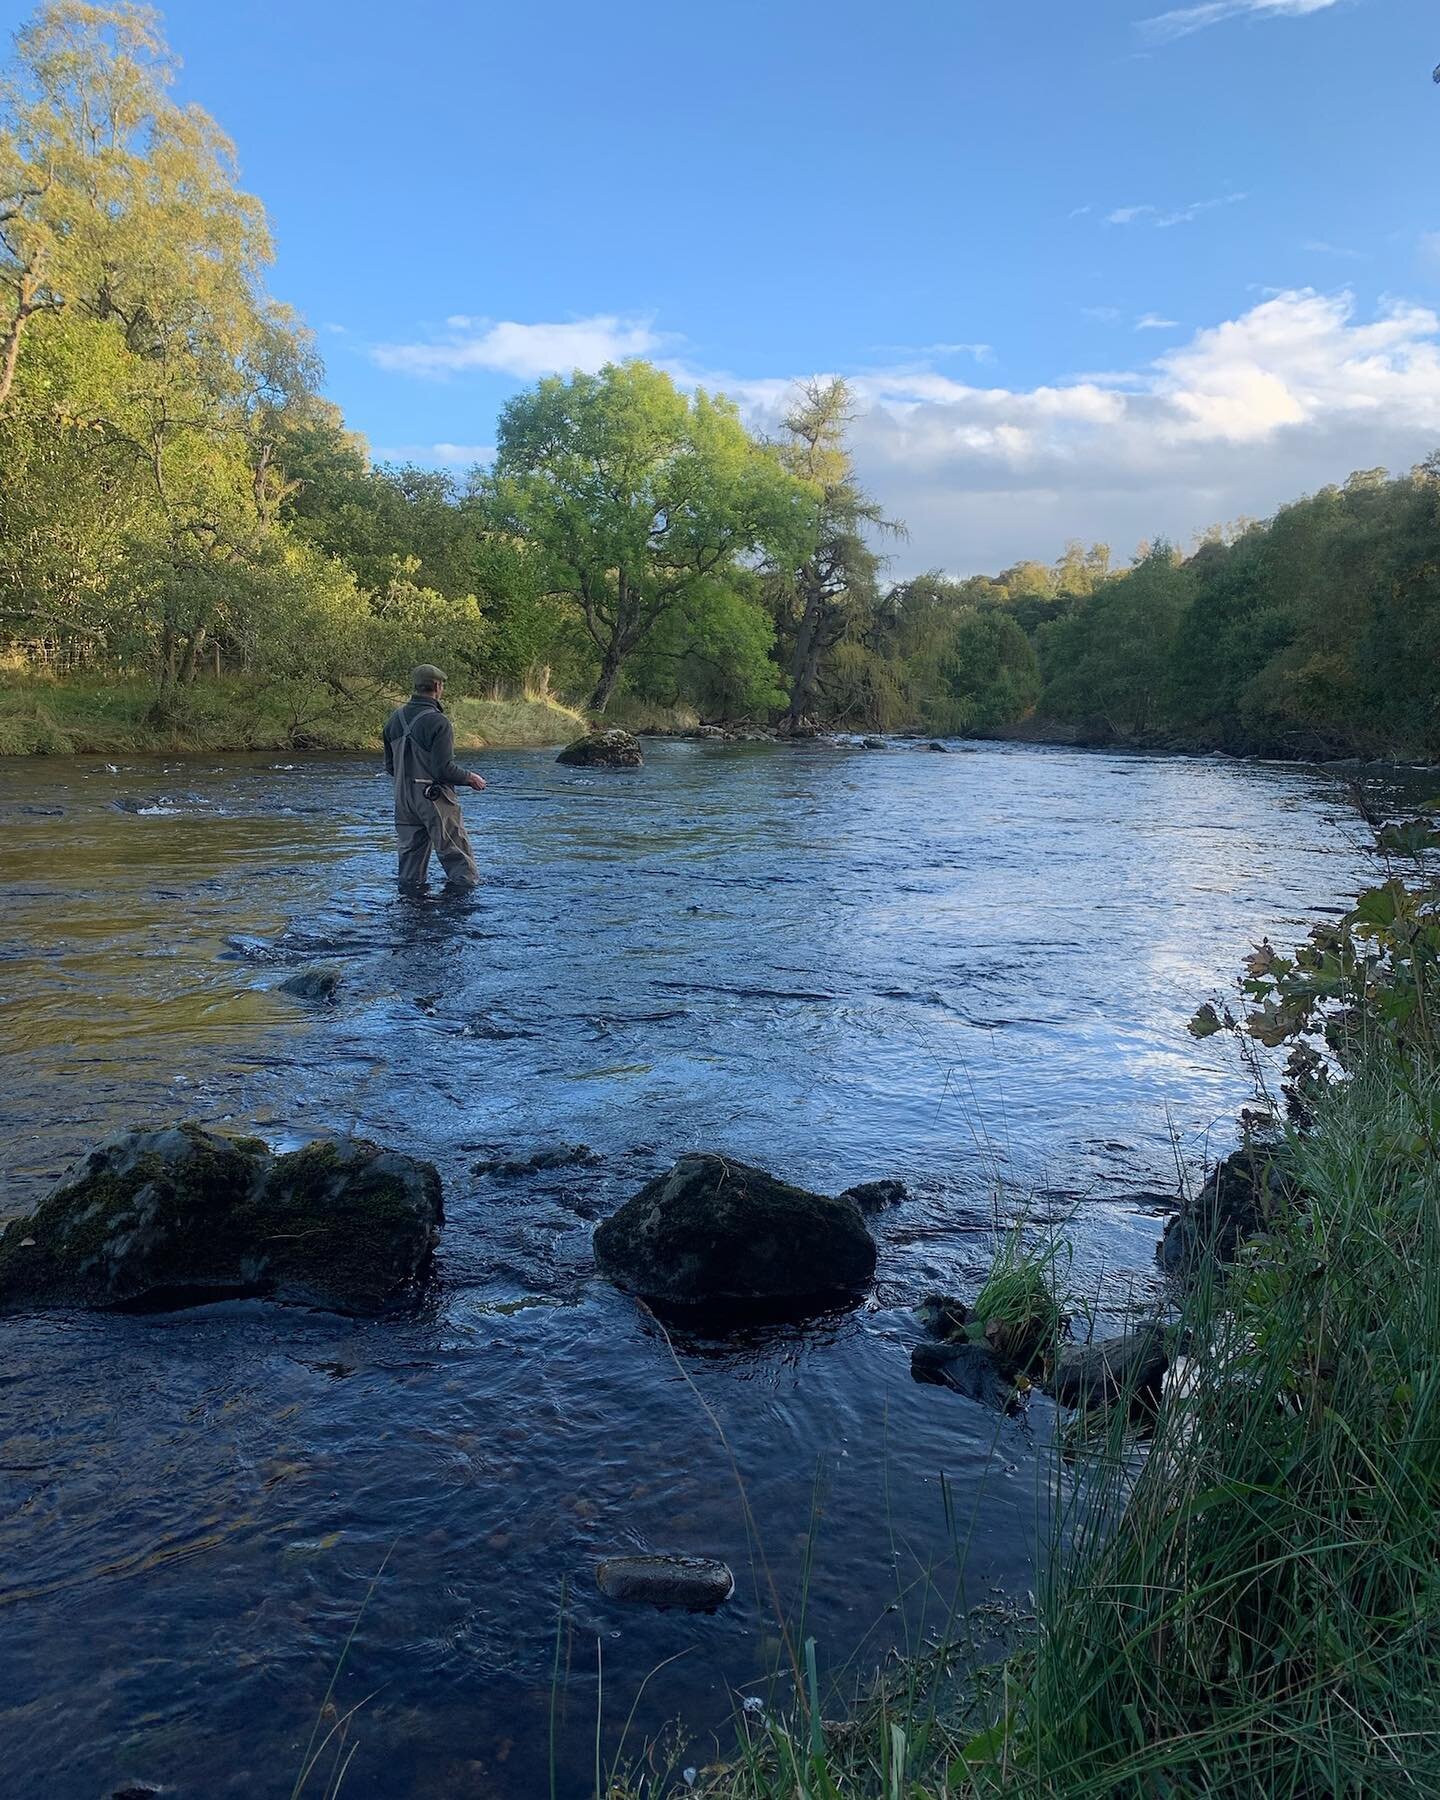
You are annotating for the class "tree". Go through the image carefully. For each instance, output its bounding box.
[489,361,812,712]
[0,2,268,410]
[766,379,902,727]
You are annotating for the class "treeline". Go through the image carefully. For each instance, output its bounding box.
[4,6,1437,759]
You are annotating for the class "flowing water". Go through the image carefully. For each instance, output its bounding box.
[0,738,1396,1796]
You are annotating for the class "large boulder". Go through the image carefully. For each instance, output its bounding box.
[556,729,644,769]
[593,1152,877,1310]
[0,1124,442,1315]
[1158,1148,1298,1275]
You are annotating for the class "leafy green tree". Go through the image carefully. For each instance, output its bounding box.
[489,361,813,711]
[765,378,901,726]
[1040,542,1193,734]
[0,2,268,409]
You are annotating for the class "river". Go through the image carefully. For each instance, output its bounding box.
[0,737,1391,1797]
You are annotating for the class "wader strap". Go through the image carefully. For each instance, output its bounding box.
[393,710,443,802]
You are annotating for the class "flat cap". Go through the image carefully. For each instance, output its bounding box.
[411,664,447,691]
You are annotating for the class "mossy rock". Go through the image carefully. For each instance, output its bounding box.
[0,1124,442,1316]
[593,1151,876,1311]
[556,729,644,769]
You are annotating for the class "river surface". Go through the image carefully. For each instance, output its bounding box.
[0,738,1394,1797]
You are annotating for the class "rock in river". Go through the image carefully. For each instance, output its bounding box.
[911,1341,1015,1412]
[1158,1147,1298,1275]
[1048,1329,1167,1411]
[556,729,644,769]
[0,1124,442,1315]
[278,966,344,1003]
[595,1553,735,1611]
[840,1178,908,1214]
[593,1152,877,1310]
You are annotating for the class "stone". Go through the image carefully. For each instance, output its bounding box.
[592,1152,877,1310]
[915,1293,969,1340]
[472,1145,601,1178]
[595,1553,734,1611]
[1049,1329,1167,1410]
[925,741,949,753]
[278,967,343,1003]
[556,729,644,769]
[910,1341,1015,1411]
[1158,1148,1298,1275]
[840,1178,908,1214]
[860,737,886,750]
[0,1125,442,1316]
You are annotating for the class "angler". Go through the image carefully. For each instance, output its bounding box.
[382,665,486,891]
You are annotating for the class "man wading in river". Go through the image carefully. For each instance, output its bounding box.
[382,666,486,890]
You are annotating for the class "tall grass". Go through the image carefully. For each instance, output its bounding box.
[1007,1049,1440,1797]
[674,1046,1439,1799]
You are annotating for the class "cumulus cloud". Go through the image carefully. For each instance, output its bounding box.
[368,289,1440,574]
[372,314,666,379]
[1140,0,1340,44]
[765,289,1440,574]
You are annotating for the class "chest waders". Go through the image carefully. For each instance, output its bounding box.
[391,709,481,890]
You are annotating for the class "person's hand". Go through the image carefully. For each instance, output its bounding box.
[467,773,487,791]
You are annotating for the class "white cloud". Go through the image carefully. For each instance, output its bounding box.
[373,314,667,379]
[1302,240,1366,260]
[734,289,1440,574]
[371,442,495,467]
[1140,0,1340,45]
[1136,313,1181,330]
[1082,305,1123,323]
[1104,193,1247,229]
[364,288,1440,573]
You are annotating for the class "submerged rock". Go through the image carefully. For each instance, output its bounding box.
[1049,1329,1167,1411]
[472,1144,601,1178]
[841,1178,908,1214]
[593,1152,877,1310]
[915,1292,969,1340]
[278,966,343,1003]
[0,1125,442,1316]
[1158,1148,1297,1274]
[556,729,644,769]
[595,1553,734,1611]
[911,1341,1015,1412]
[860,736,886,750]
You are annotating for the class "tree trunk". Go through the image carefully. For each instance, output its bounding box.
[589,643,625,713]
[0,308,30,412]
[787,594,824,723]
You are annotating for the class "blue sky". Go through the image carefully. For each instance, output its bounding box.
[6,0,1437,572]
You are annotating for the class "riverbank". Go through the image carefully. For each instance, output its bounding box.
[668,803,1440,1798]
[982,711,1440,771]
[0,674,586,755]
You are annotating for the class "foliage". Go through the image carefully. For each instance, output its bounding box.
[763,378,900,725]
[488,362,814,712]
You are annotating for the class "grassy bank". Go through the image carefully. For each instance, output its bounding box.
[0,673,587,756]
[658,807,1440,1798]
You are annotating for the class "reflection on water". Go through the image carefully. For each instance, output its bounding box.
[0,740,1390,1796]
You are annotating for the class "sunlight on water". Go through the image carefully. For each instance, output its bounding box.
[0,739,1405,1797]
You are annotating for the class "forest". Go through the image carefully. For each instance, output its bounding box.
[3,3,1438,761]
